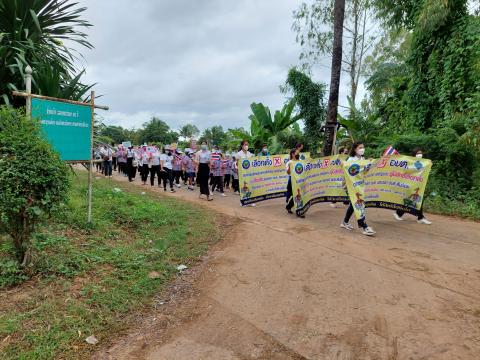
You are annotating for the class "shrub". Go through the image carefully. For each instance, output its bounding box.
[0,106,69,265]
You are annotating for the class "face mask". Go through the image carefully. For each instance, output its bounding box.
[416,153,423,158]
[167,152,172,156]
[356,148,365,156]
[201,145,207,150]
[243,145,249,151]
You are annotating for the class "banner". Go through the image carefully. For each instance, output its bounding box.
[237,153,310,205]
[122,141,132,148]
[290,155,349,216]
[342,155,432,219]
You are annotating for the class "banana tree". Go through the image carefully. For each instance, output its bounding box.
[0,0,92,104]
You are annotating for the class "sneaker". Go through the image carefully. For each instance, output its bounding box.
[297,214,305,219]
[170,189,176,193]
[221,193,226,197]
[362,227,376,236]
[340,222,354,231]
[176,184,181,188]
[417,218,432,225]
[393,213,404,221]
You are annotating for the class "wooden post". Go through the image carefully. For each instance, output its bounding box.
[25,66,32,118]
[87,91,95,224]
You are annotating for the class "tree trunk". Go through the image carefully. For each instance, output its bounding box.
[323,0,346,156]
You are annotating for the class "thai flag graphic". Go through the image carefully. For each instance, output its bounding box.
[383,145,399,156]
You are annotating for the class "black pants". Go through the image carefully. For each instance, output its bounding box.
[127,157,134,181]
[198,163,210,196]
[344,203,367,229]
[173,170,182,185]
[224,174,231,188]
[118,162,126,175]
[397,205,424,220]
[212,176,224,193]
[141,164,149,183]
[104,160,112,176]
[232,178,239,192]
[162,168,174,190]
[112,157,117,171]
[286,178,294,210]
[150,165,160,186]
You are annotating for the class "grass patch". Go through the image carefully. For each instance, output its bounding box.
[0,171,225,359]
[424,194,480,221]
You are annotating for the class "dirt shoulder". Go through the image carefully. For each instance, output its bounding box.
[93,172,480,360]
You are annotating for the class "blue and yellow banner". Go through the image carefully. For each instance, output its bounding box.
[342,155,432,219]
[290,155,349,216]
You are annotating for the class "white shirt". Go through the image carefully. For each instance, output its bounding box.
[160,153,173,169]
[196,150,211,164]
[150,151,161,166]
[236,150,253,159]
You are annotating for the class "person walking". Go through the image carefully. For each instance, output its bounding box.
[140,146,150,185]
[393,147,432,225]
[149,147,161,187]
[341,141,376,236]
[101,145,113,178]
[196,142,212,201]
[231,155,239,194]
[126,146,135,182]
[160,146,175,192]
[224,154,232,190]
[172,150,183,188]
[236,140,255,206]
[211,153,227,197]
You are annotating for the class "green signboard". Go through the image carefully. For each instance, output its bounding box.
[31,98,92,161]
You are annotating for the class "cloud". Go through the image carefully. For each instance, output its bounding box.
[74,0,362,132]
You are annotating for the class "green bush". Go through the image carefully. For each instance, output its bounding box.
[0,106,69,265]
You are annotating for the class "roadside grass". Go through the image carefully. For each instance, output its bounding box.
[0,171,225,359]
[425,195,480,221]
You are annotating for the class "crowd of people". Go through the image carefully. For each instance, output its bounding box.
[94,142,242,197]
[95,139,432,238]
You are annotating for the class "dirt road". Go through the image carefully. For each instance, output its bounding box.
[93,173,480,360]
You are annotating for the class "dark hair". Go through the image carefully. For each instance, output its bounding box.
[289,148,296,159]
[239,140,249,151]
[349,141,364,157]
[412,147,423,157]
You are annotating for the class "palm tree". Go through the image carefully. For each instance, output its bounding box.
[323,0,346,156]
[0,0,93,104]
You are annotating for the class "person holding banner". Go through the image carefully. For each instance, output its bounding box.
[393,148,432,225]
[236,140,255,207]
[236,140,254,160]
[341,142,376,236]
[231,155,239,194]
[196,142,212,201]
[258,145,269,156]
[285,149,296,214]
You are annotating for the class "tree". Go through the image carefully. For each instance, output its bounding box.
[0,106,69,265]
[293,0,377,108]
[139,117,172,145]
[323,0,346,156]
[0,0,93,105]
[179,124,200,141]
[284,68,327,153]
[199,126,226,148]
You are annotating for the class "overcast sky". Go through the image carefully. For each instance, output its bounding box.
[75,0,359,132]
